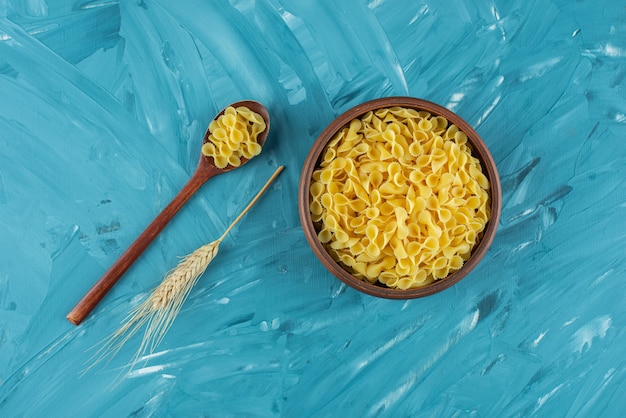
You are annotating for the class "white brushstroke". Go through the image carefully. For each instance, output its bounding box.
[532,330,548,347]
[408,5,429,25]
[446,92,465,111]
[464,309,480,333]
[367,0,386,10]
[79,0,119,10]
[259,317,280,331]
[535,383,564,412]
[562,316,579,327]
[592,269,613,287]
[475,93,502,127]
[490,5,506,40]
[602,43,626,58]
[127,364,165,378]
[519,57,564,83]
[570,315,612,354]
[354,325,419,372]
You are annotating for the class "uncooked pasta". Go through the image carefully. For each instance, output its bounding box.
[309,107,490,289]
[202,106,265,168]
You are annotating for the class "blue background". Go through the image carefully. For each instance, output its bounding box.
[1,1,625,416]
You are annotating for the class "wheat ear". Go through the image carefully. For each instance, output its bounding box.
[87,165,284,374]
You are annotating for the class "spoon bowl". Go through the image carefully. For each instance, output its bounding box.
[198,100,270,174]
[67,100,270,325]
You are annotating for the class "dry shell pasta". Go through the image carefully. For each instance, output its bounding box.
[202,106,266,168]
[309,107,490,289]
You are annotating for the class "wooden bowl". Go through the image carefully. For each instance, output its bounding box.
[298,97,501,298]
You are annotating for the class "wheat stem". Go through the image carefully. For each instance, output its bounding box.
[218,165,284,242]
[87,165,284,378]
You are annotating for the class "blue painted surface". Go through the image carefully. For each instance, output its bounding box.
[1,0,625,416]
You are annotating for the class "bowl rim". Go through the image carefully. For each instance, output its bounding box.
[298,96,502,299]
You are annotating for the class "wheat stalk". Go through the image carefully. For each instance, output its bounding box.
[87,165,284,375]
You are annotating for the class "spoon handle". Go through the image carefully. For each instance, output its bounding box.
[67,166,219,325]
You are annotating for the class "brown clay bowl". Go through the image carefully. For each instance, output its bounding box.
[298,96,501,299]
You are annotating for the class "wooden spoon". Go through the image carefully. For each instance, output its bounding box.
[67,100,270,325]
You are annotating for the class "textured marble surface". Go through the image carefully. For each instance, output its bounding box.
[1,0,625,416]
